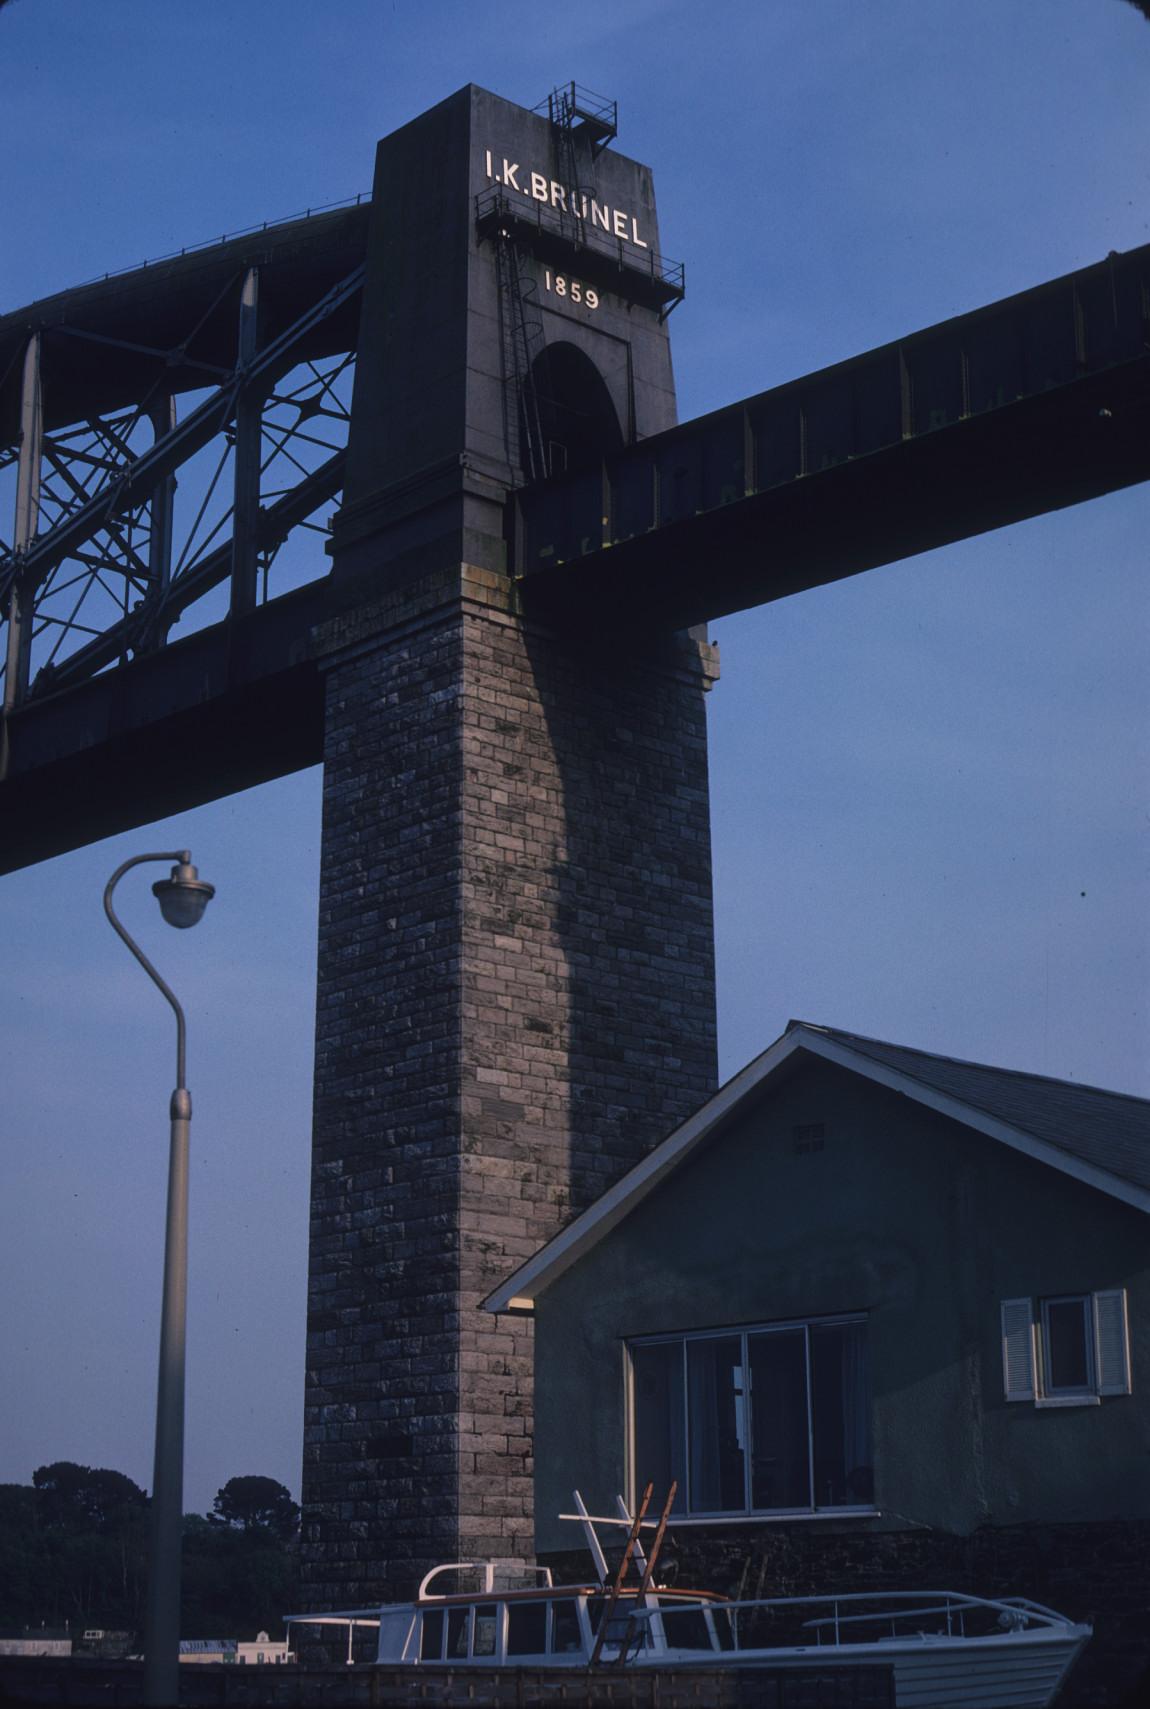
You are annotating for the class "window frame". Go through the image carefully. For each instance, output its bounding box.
[1000,1289,1131,1407]
[1039,1294,1095,1398]
[626,1313,873,1521]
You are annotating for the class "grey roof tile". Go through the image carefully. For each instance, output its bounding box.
[790,1022,1150,1194]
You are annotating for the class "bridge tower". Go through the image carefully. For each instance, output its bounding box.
[301,85,718,1604]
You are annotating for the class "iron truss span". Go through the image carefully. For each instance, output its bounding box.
[0,202,370,743]
[515,242,1150,631]
[1,229,1147,874]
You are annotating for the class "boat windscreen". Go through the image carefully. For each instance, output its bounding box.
[552,1600,583,1655]
[420,1609,444,1661]
[711,1607,735,1651]
[507,1602,547,1655]
[474,1605,498,1657]
[447,1607,469,1659]
[660,1607,714,1651]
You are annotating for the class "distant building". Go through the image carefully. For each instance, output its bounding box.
[236,1630,292,1665]
[176,1633,292,1665]
[178,1639,236,1664]
[487,1021,1149,1704]
[0,1630,71,1658]
[73,1629,133,1659]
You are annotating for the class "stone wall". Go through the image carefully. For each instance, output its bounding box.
[0,1658,895,1706]
[301,568,718,1605]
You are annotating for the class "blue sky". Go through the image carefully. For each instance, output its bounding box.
[1,0,1146,1514]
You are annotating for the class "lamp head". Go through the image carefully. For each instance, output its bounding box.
[152,861,215,929]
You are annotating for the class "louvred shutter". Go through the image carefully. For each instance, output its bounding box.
[1094,1291,1131,1395]
[1001,1298,1035,1401]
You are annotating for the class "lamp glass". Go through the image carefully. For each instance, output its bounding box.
[152,866,215,929]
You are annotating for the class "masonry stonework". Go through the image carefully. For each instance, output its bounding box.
[301,566,718,1604]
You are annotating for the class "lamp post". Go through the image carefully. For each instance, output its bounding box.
[104,850,215,1708]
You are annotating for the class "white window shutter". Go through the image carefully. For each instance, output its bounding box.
[1001,1298,1036,1401]
[1093,1291,1131,1395]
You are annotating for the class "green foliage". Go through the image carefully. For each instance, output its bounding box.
[0,1470,148,1631]
[211,1475,300,1543]
[0,1463,298,1641]
[183,1517,298,1639]
[0,1484,53,1625]
[33,1462,146,1533]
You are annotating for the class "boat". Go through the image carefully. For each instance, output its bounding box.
[285,1488,1091,1708]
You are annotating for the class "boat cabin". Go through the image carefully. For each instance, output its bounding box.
[289,1561,733,1667]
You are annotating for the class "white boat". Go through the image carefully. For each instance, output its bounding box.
[286,1491,1090,1709]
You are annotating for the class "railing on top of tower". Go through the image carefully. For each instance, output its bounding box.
[538,82,619,157]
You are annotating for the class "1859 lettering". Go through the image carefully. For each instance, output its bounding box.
[543,270,599,311]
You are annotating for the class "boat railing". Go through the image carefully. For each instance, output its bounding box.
[283,1612,381,1666]
[417,1560,555,1599]
[646,1588,1078,1654]
[996,1595,1085,1625]
[800,1601,973,1642]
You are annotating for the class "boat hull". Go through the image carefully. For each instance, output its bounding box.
[642,1627,1090,1709]
[888,1629,1089,1709]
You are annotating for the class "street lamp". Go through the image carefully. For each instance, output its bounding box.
[104,850,215,1708]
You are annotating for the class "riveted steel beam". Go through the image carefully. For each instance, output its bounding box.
[231,267,263,617]
[516,241,1150,631]
[1,335,43,774]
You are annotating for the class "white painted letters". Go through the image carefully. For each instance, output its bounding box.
[482,145,649,251]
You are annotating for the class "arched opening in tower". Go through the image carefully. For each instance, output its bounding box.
[529,342,623,479]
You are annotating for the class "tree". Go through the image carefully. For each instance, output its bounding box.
[0,1484,51,1627]
[17,1466,149,1630]
[182,1513,298,1639]
[32,1463,146,1534]
[211,1476,299,1542]
[1,1464,298,1638]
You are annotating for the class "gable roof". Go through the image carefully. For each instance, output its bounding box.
[484,1022,1150,1313]
[799,1024,1150,1195]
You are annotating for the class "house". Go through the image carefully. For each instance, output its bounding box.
[235,1630,293,1665]
[178,1639,236,1664]
[176,1633,293,1665]
[0,1631,71,1658]
[485,1022,1149,1702]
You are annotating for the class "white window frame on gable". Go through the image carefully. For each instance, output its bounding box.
[1001,1291,1131,1407]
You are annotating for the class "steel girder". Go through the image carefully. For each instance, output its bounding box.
[515,241,1150,632]
[0,227,364,774]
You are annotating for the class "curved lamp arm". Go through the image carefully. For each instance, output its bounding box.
[103,849,195,1089]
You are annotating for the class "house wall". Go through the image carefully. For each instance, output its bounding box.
[532,1054,1149,1554]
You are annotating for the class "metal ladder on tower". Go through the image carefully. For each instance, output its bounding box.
[494,234,547,484]
[548,85,593,251]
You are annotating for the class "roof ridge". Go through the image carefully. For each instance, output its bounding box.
[786,1020,1150,1108]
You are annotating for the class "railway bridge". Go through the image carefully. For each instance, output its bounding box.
[2,82,1147,1606]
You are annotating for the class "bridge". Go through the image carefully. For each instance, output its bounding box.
[3,185,1145,875]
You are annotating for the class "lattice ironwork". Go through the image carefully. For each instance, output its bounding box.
[0,250,363,747]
